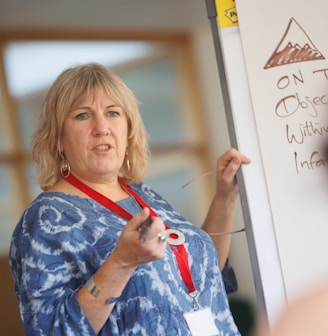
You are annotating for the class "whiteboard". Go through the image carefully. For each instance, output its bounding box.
[206,0,328,331]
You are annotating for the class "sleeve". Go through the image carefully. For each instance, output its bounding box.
[9,201,98,336]
[221,259,238,294]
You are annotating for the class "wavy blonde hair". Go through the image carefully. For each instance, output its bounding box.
[31,63,150,190]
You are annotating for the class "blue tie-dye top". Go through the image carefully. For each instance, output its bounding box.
[9,182,240,335]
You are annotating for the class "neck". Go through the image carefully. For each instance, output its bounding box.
[55,174,129,202]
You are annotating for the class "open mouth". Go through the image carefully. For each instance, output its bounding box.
[95,144,111,151]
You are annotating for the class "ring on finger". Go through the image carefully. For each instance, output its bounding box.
[157,233,167,243]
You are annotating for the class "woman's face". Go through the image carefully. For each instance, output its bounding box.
[60,87,128,183]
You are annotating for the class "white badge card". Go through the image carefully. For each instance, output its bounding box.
[184,308,220,336]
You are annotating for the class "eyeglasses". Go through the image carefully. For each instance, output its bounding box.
[182,169,246,236]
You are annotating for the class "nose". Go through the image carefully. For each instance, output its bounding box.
[94,128,110,136]
[93,116,110,137]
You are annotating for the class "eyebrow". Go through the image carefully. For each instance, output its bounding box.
[74,104,121,110]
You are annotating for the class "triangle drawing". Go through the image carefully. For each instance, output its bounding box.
[264,17,325,69]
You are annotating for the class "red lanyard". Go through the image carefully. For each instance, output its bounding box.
[65,174,196,293]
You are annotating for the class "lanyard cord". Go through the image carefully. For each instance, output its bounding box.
[65,174,196,293]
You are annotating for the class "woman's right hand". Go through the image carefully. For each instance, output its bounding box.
[78,208,167,333]
[110,207,167,269]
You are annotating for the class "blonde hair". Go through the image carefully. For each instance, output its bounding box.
[31,63,149,190]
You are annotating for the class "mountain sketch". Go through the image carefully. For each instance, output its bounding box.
[264,17,325,69]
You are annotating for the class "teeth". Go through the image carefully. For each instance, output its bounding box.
[96,145,109,150]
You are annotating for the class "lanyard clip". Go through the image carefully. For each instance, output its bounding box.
[189,291,201,311]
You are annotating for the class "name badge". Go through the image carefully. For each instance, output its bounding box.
[184,308,220,336]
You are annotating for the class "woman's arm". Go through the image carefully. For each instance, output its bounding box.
[201,148,251,269]
[12,204,166,335]
[77,207,166,333]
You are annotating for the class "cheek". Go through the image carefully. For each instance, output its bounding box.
[118,124,129,148]
[61,130,86,154]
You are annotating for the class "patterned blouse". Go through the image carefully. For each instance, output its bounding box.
[9,182,240,335]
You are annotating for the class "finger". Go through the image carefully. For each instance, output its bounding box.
[127,207,151,231]
[229,154,251,172]
[157,232,168,244]
[239,153,251,165]
[218,149,251,171]
[217,148,237,169]
[217,156,242,182]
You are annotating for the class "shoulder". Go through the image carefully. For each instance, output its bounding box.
[11,192,93,246]
[10,192,99,270]
[18,193,83,228]
[23,191,94,216]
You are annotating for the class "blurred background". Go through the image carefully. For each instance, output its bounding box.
[0,1,256,334]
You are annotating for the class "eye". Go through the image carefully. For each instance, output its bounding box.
[75,112,89,120]
[107,110,121,117]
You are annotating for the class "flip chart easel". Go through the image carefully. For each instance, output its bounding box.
[206,0,328,334]
[206,0,328,332]
[206,0,286,331]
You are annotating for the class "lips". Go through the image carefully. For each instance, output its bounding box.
[93,144,112,151]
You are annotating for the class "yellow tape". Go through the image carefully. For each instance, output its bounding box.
[215,0,239,28]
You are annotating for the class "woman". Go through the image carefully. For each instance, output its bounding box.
[10,63,251,335]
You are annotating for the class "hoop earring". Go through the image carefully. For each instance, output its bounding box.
[59,152,71,178]
[126,151,131,172]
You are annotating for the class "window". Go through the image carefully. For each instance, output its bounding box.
[0,39,213,253]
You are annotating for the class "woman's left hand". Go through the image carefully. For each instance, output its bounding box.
[201,148,251,269]
[215,148,251,201]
